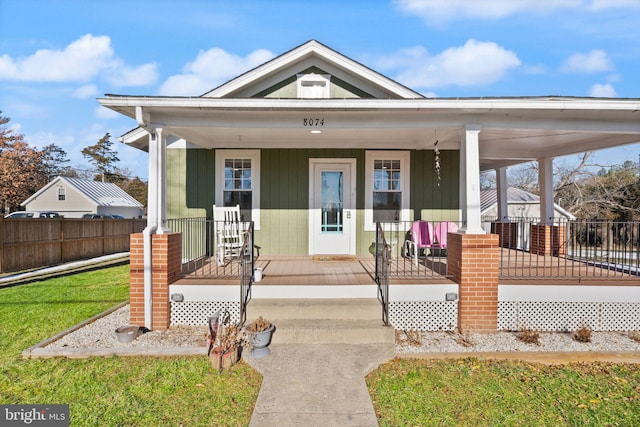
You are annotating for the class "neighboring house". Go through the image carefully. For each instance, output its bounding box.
[480,187,575,221]
[22,176,144,219]
[480,187,576,251]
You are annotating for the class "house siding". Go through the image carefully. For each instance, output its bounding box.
[411,150,460,221]
[25,182,95,217]
[255,66,373,99]
[166,148,215,219]
[167,147,460,256]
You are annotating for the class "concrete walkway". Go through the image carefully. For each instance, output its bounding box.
[244,343,396,427]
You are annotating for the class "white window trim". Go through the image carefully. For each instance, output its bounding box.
[57,186,66,202]
[364,151,410,231]
[215,149,260,230]
[296,73,331,98]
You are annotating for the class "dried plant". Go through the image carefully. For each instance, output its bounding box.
[246,316,272,333]
[573,324,592,343]
[628,331,640,343]
[454,332,475,348]
[403,329,423,347]
[517,328,541,345]
[207,310,246,355]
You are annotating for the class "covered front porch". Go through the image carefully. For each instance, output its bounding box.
[99,41,640,334]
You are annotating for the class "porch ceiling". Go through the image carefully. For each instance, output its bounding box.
[100,96,640,171]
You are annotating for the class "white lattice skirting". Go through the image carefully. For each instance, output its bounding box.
[389,301,458,331]
[499,301,640,331]
[171,301,240,325]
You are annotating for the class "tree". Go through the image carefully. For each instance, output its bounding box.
[118,176,148,208]
[81,133,121,182]
[0,112,47,214]
[40,143,73,180]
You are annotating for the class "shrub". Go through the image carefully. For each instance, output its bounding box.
[517,328,541,345]
[628,331,640,343]
[573,324,592,343]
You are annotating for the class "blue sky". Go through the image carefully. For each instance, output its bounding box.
[1,0,640,179]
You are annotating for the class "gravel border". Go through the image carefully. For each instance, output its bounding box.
[23,304,640,359]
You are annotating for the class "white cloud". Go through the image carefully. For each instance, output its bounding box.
[589,0,640,11]
[73,85,99,99]
[105,61,158,87]
[158,48,274,96]
[378,40,521,89]
[589,83,617,97]
[560,50,613,74]
[394,0,638,24]
[0,34,156,87]
[394,0,580,24]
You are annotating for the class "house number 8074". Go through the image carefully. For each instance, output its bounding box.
[303,118,324,126]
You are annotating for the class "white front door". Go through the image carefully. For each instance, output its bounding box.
[309,159,356,255]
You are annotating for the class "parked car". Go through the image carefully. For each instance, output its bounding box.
[4,211,60,218]
[82,213,123,219]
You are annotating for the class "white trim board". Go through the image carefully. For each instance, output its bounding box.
[499,284,640,303]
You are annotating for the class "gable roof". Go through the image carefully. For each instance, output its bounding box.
[480,187,575,219]
[202,40,423,99]
[22,176,143,208]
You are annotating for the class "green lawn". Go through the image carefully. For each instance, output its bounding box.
[367,357,640,427]
[0,265,261,427]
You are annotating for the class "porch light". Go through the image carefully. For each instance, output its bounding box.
[310,130,322,134]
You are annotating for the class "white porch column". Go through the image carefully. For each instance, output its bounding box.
[538,157,554,224]
[459,125,484,234]
[147,127,170,234]
[496,167,509,221]
[142,126,169,328]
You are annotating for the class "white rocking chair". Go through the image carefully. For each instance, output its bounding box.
[213,205,244,266]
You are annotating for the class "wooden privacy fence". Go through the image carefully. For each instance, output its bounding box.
[0,218,147,273]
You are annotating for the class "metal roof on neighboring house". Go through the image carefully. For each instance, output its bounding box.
[480,187,575,219]
[62,177,142,207]
[22,176,143,208]
[480,187,539,213]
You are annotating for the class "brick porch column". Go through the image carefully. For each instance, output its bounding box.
[448,232,499,333]
[491,222,517,248]
[128,232,182,331]
[530,224,567,256]
[129,233,145,326]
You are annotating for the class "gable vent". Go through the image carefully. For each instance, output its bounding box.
[297,73,330,98]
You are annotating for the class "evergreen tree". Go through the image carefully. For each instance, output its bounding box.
[81,133,121,182]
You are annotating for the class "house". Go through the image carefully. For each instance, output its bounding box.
[22,176,144,219]
[98,40,640,333]
[480,187,575,221]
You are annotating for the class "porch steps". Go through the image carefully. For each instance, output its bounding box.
[245,298,394,345]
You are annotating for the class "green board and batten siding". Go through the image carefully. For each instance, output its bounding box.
[254,66,375,99]
[411,150,460,222]
[166,147,460,256]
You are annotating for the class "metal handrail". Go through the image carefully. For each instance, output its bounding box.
[239,222,255,325]
[375,222,390,326]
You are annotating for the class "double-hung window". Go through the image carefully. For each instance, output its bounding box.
[215,149,260,229]
[365,151,410,230]
[57,186,66,201]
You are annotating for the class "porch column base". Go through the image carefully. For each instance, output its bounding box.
[449,232,499,333]
[530,224,567,256]
[129,232,182,331]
